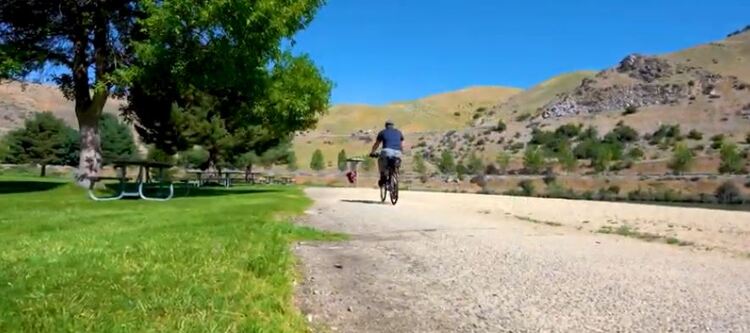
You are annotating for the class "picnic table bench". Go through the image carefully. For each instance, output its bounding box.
[186,169,245,188]
[88,161,174,201]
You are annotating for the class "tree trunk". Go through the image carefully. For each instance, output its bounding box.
[40,164,47,177]
[75,110,102,188]
[245,164,253,182]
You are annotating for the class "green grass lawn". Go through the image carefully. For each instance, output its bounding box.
[0,176,337,332]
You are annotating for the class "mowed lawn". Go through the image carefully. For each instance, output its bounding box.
[0,176,337,332]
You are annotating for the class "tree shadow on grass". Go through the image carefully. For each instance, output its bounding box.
[97,182,283,198]
[0,180,67,195]
[341,199,385,205]
[179,187,282,198]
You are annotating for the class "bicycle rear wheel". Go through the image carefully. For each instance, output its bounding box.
[389,169,399,205]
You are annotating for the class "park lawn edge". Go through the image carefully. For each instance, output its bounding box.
[0,177,344,332]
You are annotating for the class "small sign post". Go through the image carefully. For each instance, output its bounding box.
[345,157,365,187]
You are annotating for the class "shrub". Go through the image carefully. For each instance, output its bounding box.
[519,179,535,196]
[719,142,745,174]
[596,187,618,201]
[668,143,694,175]
[456,161,468,178]
[546,182,577,199]
[558,143,577,172]
[453,111,461,117]
[610,160,633,171]
[515,113,531,122]
[523,146,545,174]
[554,123,583,138]
[710,134,725,149]
[509,142,525,153]
[604,122,639,144]
[591,144,614,172]
[485,163,500,175]
[0,137,9,162]
[687,129,703,140]
[577,126,599,141]
[627,147,645,160]
[413,153,427,175]
[715,181,742,204]
[649,124,681,145]
[622,105,638,115]
[496,152,511,174]
[466,152,484,175]
[746,132,750,144]
[438,150,456,174]
[542,168,556,185]
[608,185,621,194]
[496,120,507,133]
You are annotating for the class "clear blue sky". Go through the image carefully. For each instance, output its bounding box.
[293,0,750,105]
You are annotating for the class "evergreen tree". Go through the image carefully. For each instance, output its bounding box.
[100,114,137,163]
[4,113,79,176]
[287,151,298,171]
[310,149,325,171]
[337,149,348,172]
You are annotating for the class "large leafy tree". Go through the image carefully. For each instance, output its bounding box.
[0,0,140,185]
[123,0,331,170]
[4,113,79,176]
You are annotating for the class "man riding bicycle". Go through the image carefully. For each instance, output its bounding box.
[369,119,404,187]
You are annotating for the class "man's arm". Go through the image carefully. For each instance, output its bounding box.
[370,139,381,155]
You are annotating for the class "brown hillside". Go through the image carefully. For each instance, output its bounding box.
[0,81,122,134]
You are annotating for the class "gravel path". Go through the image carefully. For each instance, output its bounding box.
[294,188,750,333]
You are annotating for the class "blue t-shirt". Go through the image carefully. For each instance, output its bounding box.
[377,127,404,151]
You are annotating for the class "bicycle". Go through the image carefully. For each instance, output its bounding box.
[370,152,400,205]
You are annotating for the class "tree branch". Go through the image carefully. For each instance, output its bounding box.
[91,6,110,113]
[72,21,91,111]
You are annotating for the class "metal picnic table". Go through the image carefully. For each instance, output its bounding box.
[88,160,175,202]
[186,169,245,188]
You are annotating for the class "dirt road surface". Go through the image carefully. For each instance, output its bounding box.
[294,188,750,333]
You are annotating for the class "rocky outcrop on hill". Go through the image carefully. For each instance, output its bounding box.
[350,129,374,143]
[616,54,673,83]
[540,54,746,119]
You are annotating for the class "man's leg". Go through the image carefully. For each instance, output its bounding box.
[377,154,387,186]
